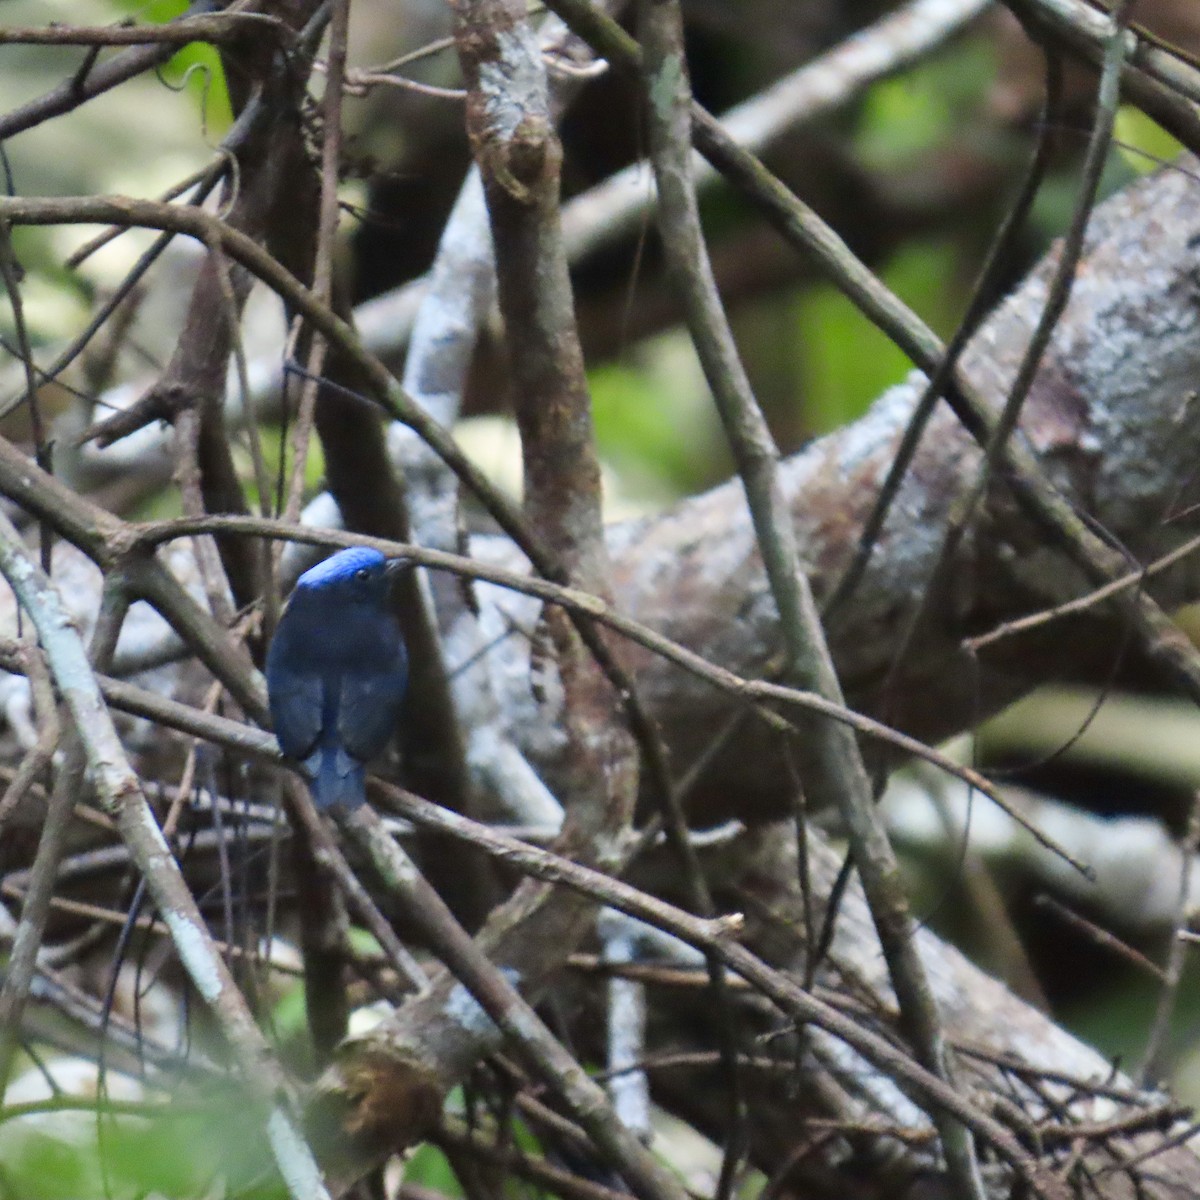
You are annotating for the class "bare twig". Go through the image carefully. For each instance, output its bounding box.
[283,776,429,996]
[0,745,87,1093]
[0,18,181,140]
[966,531,1200,651]
[0,640,59,835]
[0,575,129,1092]
[1137,793,1200,1083]
[0,510,330,1200]
[369,784,1061,1198]
[126,508,1092,875]
[437,1119,634,1200]
[882,0,1132,712]
[824,51,1063,617]
[637,1,890,1193]
[0,14,293,48]
[338,805,691,1200]
[282,0,348,530]
[173,408,237,627]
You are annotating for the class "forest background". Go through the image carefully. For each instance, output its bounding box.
[3,1,1200,1198]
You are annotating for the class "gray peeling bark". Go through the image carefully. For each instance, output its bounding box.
[465,157,1200,821]
[328,5,654,1188]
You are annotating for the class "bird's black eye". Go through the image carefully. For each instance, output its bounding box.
[355,568,369,582]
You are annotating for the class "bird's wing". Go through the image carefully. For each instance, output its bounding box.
[267,664,325,761]
[337,669,406,763]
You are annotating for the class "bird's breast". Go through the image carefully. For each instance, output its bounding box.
[278,609,404,673]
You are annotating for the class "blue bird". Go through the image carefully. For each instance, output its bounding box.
[267,547,408,810]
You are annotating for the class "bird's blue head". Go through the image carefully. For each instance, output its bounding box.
[293,546,402,608]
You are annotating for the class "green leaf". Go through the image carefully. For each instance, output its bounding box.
[108,0,232,133]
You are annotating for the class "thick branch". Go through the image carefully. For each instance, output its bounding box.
[461,156,1200,819]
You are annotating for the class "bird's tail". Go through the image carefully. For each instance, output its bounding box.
[305,746,366,810]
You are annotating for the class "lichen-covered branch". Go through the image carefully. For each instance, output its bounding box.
[467,155,1200,821]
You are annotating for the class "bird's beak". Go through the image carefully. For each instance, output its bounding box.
[385,557,413,579]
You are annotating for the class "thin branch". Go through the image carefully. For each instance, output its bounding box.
[368,784,1061,1199]
[966,530,1200,651]
[0,643,58,835]
[283,776,429,996]
[1032,894,1167,984]
[392,3,628,833]
[0,510,330,1200]
[124,508,1092,875]
[415,9,657,1195]
[635,2,820,1193]
[0,14,294,47]
[1137,792,1200,1083]
[0,578,129,1093]
[0,222,48,484]
[437,1120,633,1200]
[1004,0,1200,112]
[173,408,237,628]
[824,51,1063,617]
[0,744,87,1093]
[882,0,1132,711]
[337,805,692,1200]
[282,0,349,530]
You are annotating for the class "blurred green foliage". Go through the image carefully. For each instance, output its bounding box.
[591,350,730,502]
[1,229,94,349]
[791,238,962,436]
[0,1089,287,1200]
[404,1143,463,1195]
[586,34,997,501]
[240,423,328,513]
[857,36,996,167]
[1115,104,1185,173]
